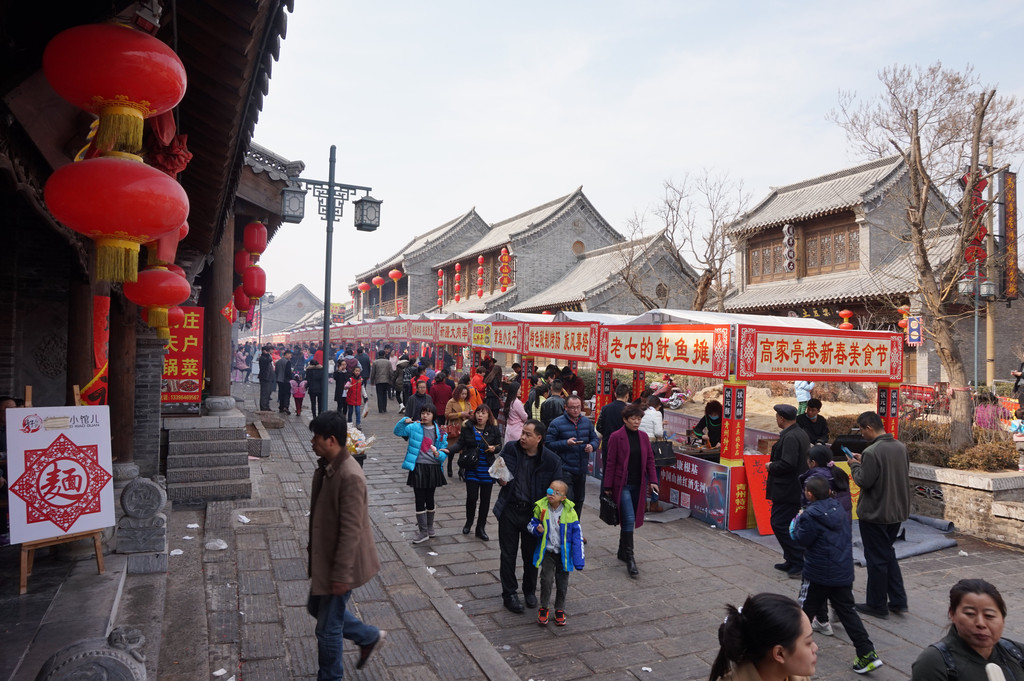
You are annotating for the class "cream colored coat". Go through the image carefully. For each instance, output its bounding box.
[308,452,380,595]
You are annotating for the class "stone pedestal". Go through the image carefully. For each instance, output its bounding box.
[35,626,147,681]
[116,477,169,573]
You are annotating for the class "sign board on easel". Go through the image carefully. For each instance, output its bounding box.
[6,406,115,544]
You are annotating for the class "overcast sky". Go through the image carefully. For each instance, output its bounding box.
[252,0,1024,306]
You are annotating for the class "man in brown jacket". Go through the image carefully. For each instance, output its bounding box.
[308,411,385,678]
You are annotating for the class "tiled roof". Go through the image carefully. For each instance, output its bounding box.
[436,189,581,267]
[725,230,958,310]
[510,234,662,312]
[432,285,518,314]
[355,209,480,279]
[729,156,905,236]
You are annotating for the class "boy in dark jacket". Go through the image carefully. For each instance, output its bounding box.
[791,476,883,674]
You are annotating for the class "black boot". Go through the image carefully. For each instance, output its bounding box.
[475,508,489,541]
[616,531,627,562]
[464,500,474,534]
[623,531,638,578]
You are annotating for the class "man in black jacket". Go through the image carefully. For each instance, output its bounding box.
[766,403,809,579]
[539,380,566,426]
[493,420,563,614]
[796,398,830,444]
[275,350,293,414]
[258,345,275,411]
[596,383,631,478]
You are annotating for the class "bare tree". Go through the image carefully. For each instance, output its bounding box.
[832,62,1024,448]
[622,170,748,311]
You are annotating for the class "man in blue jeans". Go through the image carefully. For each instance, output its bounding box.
[307,411,386,678]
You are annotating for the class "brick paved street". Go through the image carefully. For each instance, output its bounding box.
[185,383,1024,680]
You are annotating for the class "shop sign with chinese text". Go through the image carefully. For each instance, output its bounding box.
[357,323,371,340]
[371,322,388,338]
[491,322,522,353]
[658,454,731,527]
[437,319,471,345]
[472,323,491,348]
[598,324,729,378]
[388,321,409,340]
[522,322,598,361]
[6,406,114,544]
[410,320,437,343]
[736,325,903,382]
[161,306,204,403]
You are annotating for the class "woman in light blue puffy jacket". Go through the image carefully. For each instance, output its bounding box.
[394,402,448,544]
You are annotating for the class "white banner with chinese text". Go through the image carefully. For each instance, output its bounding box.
[736,325,903,382]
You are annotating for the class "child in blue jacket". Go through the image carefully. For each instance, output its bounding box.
[394,403,448,544]
[528,479,584,627]
[791,476,882,674]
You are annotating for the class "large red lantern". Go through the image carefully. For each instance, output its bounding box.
[123,266,191,338]
[243,221,268,260]
[372,275,386,290]
[167,306,185,329]
[477,255,485,265]
[243,264,266,305]
[357,282,371,294]
[838,309,854,331]
[45,156,189,282]
[388,269,402,283]
[234,285,251,312]
[234,248,251,276]
[43,23,186,155]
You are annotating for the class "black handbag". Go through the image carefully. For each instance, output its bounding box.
[599,493,619,526]
[652,440,677,467]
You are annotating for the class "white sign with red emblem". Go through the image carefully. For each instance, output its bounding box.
[6,406,115,544]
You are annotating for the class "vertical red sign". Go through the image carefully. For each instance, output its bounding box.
[162,306,205,404]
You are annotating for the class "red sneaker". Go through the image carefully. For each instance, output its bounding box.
[537,607,549,625]
[554,610,566,626]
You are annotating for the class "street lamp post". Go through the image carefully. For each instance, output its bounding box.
[959,271,998,392]
[282,145,381,413]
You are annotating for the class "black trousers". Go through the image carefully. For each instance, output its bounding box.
[859,520,907,610]
[498,504,538,598]
[770,501,804,569]
[278,381,291,411]
[802,582,875,657]
[566,471,587,518]
[465,481,493,526]
[309,392,321,417]
[259,380,274,411]
[375,383,389,413]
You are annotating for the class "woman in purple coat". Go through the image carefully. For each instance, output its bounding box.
[602,403,659,579]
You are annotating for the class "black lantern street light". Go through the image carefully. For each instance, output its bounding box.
[957,270,997,391]
[282,144,381,411]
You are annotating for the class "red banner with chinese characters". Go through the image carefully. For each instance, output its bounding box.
[598,324,729,378]
[727,466,750,531]
[161,306,204,403]
[743,454,773,535]
[736,325,903,382]
[437,319,472,346]
[522,322,598,362]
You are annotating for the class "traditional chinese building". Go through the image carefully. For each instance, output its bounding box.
[0,0,294,491]
[724,156,1021,384]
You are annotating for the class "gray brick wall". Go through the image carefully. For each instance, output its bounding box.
[134,332,168,478]
[405,211,491,313]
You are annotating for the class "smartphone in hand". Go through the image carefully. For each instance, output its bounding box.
[841,446,854,459]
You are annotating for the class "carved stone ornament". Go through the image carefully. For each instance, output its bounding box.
[34,625,146,681]
[120,477,167,519]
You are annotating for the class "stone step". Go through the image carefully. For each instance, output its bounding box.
[166,451,249,469]
[165,465,251,484]
[167,479,252,504]
[167,427,246,442]
[168,439,249,455]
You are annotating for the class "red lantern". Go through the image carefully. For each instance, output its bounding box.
[454,283,461,293]
[388,269,402,283]
[234,285,251,313]
[437,269,443,277]
[123,266,191,338]
[455,263,461,272]
[898,318,908,329]
[438,298,443,307]
[45,156,189,282]
[43,23,186,154]
[234,248,251,276]
[243,264,266,304]
[437,288,443,297]
[357,282,371,293]
[167,306,185,329]
[244,221,268,260]
[166,264,186,278]
[372,275,386,289]
[838,309,854,331]
[478,255,485,265]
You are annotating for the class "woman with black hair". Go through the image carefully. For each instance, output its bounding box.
[911,579,1024,681]
[502,383,528,444]
[709,592,816,681]
[526,382,549,421]
[447,405,502,540]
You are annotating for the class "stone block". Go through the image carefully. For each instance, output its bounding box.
[168,439,249,455]
[167,427,246,442]
[167,479,252,503]
[127,551,169,574]
[165,465,251,484]
[117,514,167,553]
[166,451,250,468]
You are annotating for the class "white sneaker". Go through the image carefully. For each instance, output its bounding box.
[811,617,834,636]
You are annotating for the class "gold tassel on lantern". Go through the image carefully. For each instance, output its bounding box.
[96,238,141,283]
[93,102,146,154]
[155,326,171,340]
[147,305,169,329]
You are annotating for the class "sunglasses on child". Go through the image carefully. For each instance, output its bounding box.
[546,488,565,497]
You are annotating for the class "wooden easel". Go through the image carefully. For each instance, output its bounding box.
[20,529,105,594]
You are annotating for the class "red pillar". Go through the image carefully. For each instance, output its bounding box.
[594,366,613,413]
[632,370,646,401]
[720,381,748,467]
[520,356,534,403]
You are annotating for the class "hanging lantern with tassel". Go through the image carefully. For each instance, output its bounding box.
[244,221,268,262]
[147,220,189,267]
[234,248,251,276]
[243,264,266,307]
[838,309,854,330]
[234,285,251,314]
[437,269,444,308]
[123,266,191,339]
[45,155,189,282]
[43,23,187,155]
[499,247,511,292]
